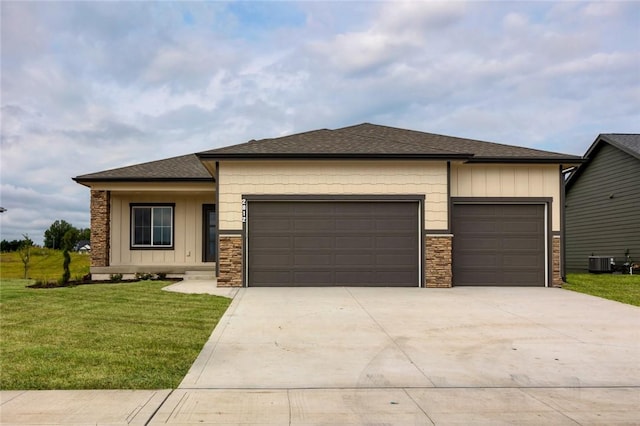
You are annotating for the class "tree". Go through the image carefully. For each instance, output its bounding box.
[77,228,90,243]
[61,230,74,284]
[44,220,76,250]
[1,239,22,252]
[17,234,33,279]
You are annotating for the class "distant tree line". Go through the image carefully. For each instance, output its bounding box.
[1,220,90,252]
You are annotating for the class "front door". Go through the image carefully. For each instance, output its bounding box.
[203,204,217,262]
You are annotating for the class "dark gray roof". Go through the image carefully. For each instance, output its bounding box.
[75,123,583,183]
[198,123,580,162]
[73,154,212,183]
[597,134,640,160]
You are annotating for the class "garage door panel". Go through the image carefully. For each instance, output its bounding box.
[375,253,416,266]
[335,253,373,266]
[251,236,291,250]
[335,236,373,249]
[294,254,332,266]
[335,218,374,231]
[252,253,292,266]
[453,204,544,286]
[252,218,292,231]
[251,270,292,286]
[503,237,543,250]
[294,218,335,232]
[503,221,542,233]
[456,254,499,267]
[380,218,417,231]
[294,236,333,249]
[248,201,419,287]
[503,271,543,286]
[293,271,334,285]
[503,254,543,267]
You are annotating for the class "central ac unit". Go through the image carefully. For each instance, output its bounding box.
[588,256,614,273]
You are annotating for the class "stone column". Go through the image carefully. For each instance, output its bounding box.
[90,190,110,267]
[425,235,453,288]
[218,235,243,287]
[552,236,563,287]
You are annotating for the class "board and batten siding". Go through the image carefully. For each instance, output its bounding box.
[110,192,214,266]
[565,143,640,272]
[217,161,449,230]
[450,164,561,232]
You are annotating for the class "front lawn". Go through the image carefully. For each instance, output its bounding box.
[0,279,230,389]
[564,273,640,307]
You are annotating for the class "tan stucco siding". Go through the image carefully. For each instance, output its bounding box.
[218,161,448,230]
[110,192,214,266]
[450,164,561,231]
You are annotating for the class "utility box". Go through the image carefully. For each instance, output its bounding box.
[588,256,614,273]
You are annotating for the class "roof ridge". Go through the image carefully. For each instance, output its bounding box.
[335,123,463,155]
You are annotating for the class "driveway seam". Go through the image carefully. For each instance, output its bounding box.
[520,388,582,425]
[402,388,436,425]
[144,389,174,426]
[344,287,436,388]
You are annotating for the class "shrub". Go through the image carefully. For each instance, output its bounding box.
[109,273,123,282]
[135,272,154,281]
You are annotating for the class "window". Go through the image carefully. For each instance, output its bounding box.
[131,204,174,249]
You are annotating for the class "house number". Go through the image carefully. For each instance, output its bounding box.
[241,199,247,223]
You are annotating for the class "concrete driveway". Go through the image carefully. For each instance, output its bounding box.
[3,287,639,425]
[151,287,640,425]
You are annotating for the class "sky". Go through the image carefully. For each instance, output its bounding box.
[1,1,639,245]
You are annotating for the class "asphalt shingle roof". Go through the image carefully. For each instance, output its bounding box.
[198,123,579,161]
[73,153,212,183]
[74,123,583,183]
[598,134,640,160]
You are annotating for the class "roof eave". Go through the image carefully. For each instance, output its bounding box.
[197,152,472,160]
[465,157,584,164]
[72,177,214,185]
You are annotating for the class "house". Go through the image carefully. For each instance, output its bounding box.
[73,123,580,287]
[565,134,640,272]
[75,240,91,254]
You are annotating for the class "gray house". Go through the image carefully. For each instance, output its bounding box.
[565,134,640,272]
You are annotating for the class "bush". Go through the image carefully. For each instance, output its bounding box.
[135,272,154,281]
[109,273,123,283]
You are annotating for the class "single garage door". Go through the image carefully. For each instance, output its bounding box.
[452,204,545,286]
[248,201,419,287]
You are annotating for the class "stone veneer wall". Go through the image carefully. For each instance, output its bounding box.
[425,235,452,288]
[218,235,243,287]
[90,190,110,267]
[552,236,563,287]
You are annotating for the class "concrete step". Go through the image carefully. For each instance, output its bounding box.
[183,270,216,281]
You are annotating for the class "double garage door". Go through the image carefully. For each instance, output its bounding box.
[248,201,420,287]
[246,200,546,287]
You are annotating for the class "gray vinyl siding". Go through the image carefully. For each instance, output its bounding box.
[565,143,640,272]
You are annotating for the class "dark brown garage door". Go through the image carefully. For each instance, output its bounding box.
[248,201,419,287]
[452,204,545,286]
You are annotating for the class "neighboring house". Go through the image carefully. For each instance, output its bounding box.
[74,123,580,288]
[565,134,640,272]
[75,240,91,254]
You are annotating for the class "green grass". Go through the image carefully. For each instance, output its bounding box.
[0,279,230,389]
[0,248,90,281]
[565,273,640,307]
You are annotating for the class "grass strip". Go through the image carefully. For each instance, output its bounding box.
[564,273,640,307]
[0,279,230,389]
